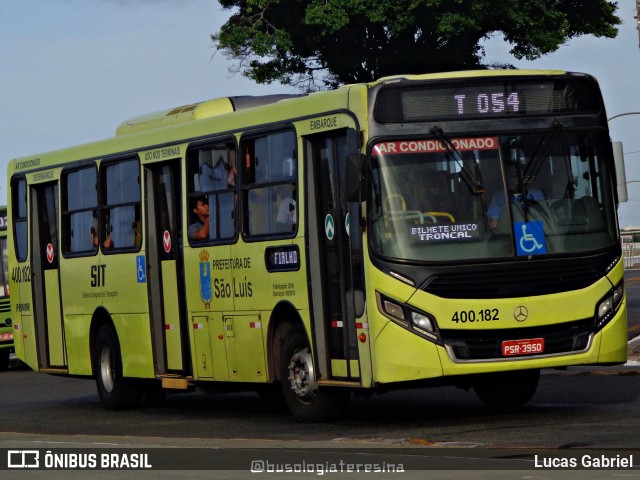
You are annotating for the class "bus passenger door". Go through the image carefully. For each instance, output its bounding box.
[30,182,66,369]
[305,130,364,381]
[144,161,189,376]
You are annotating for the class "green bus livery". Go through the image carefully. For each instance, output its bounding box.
[8,70,628,420]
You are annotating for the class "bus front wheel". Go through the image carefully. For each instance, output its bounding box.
[94,325,145,410]
[473,369,540,409]
[280,327,348,422]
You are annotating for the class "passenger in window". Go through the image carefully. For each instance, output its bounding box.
[91,226,99,248]
[227,149,237,188]
[275,184,297,232]
[188,196,210,240]
[133,220,141,247]
[103,233,113,249]
[92,215,113,249]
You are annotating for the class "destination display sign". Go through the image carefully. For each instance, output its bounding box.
[375,77,600,122]
[265,245,300,272]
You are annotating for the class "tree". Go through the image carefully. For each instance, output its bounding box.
[212,0,620,90]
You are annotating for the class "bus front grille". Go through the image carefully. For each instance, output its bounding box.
[422,263,600,299]
[0,299,9,314]
[441,319,593,361]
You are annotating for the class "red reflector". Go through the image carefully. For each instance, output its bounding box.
[358,333,367,343]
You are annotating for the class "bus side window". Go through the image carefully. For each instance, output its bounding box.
[62,166,98,255]
[101,158,141,252]
[11,177,29,262]
[241,130,297,238]
[187,140,237,242]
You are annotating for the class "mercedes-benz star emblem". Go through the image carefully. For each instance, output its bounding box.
[513,305,529,322]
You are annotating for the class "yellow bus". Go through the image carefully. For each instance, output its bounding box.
[0,207,13,370]
[8,70,628,421]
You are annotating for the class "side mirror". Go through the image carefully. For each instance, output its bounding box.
[613,141,627,203]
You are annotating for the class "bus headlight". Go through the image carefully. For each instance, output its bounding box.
[382,299,405,323]
[410,311,435,334]
[595,282,624,330]
[377,293,440,342]
[613,283,624,307]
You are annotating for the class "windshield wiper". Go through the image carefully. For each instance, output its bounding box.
[430,126,485,195]
[522,122,563,185]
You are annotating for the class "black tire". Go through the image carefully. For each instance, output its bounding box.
[94,325,145,410]
[256,383,287,413]
[0,349,10,371]
[473,369,540,409]
[280,327,349,422]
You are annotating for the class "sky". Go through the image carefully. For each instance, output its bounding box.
[2,0,640,226]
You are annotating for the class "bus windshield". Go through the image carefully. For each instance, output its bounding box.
[369,130,618,262]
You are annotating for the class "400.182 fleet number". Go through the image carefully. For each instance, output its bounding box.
[451,309,499,323]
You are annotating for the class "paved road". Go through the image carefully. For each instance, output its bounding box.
[1,271,640,478]
[2,364,640,479]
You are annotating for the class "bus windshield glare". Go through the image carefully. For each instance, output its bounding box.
[369,130,618,262]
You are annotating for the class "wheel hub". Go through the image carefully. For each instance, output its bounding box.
[100,345,115,393]
[287,348,318,399]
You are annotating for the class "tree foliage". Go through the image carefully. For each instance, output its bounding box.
[212,0,620,90]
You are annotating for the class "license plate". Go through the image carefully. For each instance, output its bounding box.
[502,338,545,356]
[0,332,13,342]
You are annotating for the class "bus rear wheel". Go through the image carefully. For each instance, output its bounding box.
[94,325,145,410]
[473,369,540,409]
[280,327,348,422]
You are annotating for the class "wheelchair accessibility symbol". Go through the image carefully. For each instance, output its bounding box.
[136,255,147,283]
[514,221,547,256]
